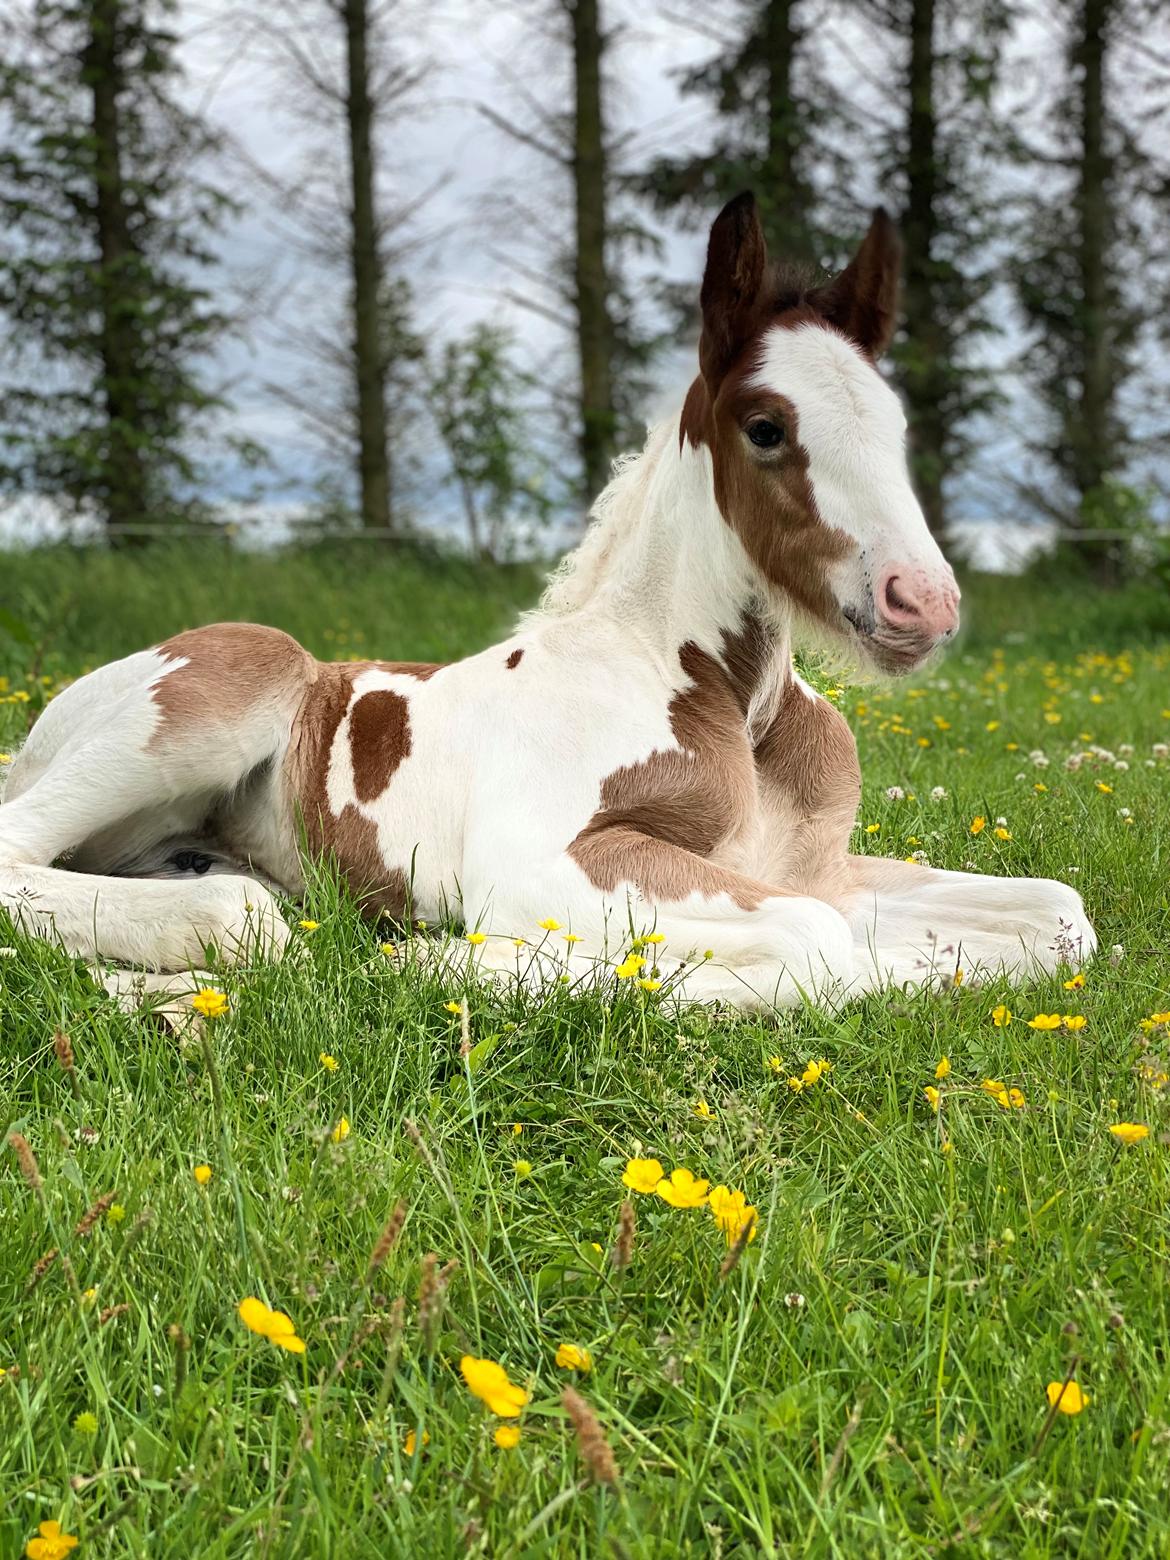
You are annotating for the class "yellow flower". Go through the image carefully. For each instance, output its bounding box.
[970,816,986,835]
[193,1164,212,1186]
[403,1428,430,1455]
[994,827,1012,841]
[992,1004,1012,1027]
[643,932,665,945]
[73,1411,97,1435]
[766,1055,784,1074]
[924,1086,940,1110]
[466,931,487,945]
[443,1001,462,1014]
[800,1059,830,1087]
[1034,782,1048,792]
[513,1160,532,1178]
[1046,1379,1088,1415]
[1095,781,1113,794]
[192,988,228,1019]
[563,932,581,944]
[494,1424,522,1449]
[298,919,320,932]
[935,1057,951,1080]
[1027,1013,1062,1031]
[25,1520,79,1559]
[613,956,643,979]
[1062,1015,1087,1031]
[655,1167,710,1208]
[692,1098,715,1119]
[1064,973,1085,990]
[106,1204,125,1225]
[538,918,561,931]
[952,968,965,987]
[1109,1123,1149,1145]
[331,1116,350,1143]
[238,1296,306,1354]
[865,822,881,834]
[709,1184,758,1244]
[81,1288,97,1309]
[555,1343,593,1372]
[380,943,398,957]
[460,1355,528,1417]
[638,977,662,991]
[319,1052,339,1071]
[622,1157,664,1194]
[940,1140,954,1156]
[512,1122,523,1136]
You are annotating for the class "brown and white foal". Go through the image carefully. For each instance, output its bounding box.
[0,194,1094,1006]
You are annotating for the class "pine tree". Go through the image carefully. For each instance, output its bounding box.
[637,0,842,269]
[848,0,1008,541]
[0,0,239,534]
[477,0,657,507]
[1011,0,1168,582]
[243,0,430,534]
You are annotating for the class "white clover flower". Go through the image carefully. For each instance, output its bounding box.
[1114,760,1129,772]
[885,786,906,801]
[930,786,948,801]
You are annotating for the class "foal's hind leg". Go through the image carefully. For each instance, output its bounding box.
[0,647,298,969]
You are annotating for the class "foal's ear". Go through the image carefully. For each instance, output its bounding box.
[810,207,901,359]
[699,191,768,384]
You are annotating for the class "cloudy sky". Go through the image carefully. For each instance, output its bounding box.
[176,0,720,513]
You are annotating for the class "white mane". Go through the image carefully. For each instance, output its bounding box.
[526,420,678,621]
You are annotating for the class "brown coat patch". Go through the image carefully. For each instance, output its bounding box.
[505,648,524,670]
[285,659,440,919]
[349,689,411,803]
[151,623,314,740]
[754,680,861,896]
[569,643,775,910]
[681,370,851,630]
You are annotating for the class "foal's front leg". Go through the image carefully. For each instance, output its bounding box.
[840,854,1097,992]
[463,825,858,1009]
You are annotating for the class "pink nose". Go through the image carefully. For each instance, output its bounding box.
[876,565,960,639]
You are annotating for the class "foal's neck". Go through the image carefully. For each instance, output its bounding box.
[595,415,793,694]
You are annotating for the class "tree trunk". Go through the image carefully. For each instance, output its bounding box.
[85,0,149,536]
[1071,0,1118,582]
[899,0,948,541]
[343,0,392,533]
[760,0,811,263]
[569,0,617,503]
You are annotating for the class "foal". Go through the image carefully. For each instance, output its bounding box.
[0,193,1094,1006]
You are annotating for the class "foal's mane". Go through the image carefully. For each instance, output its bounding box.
[527,419,679,621]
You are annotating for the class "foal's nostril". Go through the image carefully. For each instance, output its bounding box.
[882,574,919,622]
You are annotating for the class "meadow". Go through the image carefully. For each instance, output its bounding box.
[1,545,1169,1557]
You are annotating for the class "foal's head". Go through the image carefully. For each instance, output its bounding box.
[682,191,960,675]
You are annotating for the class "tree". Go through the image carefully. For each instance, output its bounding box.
[477,0,657,507]
[429,324,554,561]
[1011,0,1168,582]
[0,0,240,534]
[240,0,431,533]
[845,0,1009,541]
[637,0,843,269]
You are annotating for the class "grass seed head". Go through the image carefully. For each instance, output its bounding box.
[563,1386,618,1485]
[367,1200,407,1279]
[75,1190,117,1238]
[7,1132,43,1196]
[27,1248,58,1289]
[612,1198,635,1270]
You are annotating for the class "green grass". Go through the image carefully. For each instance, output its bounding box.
[2,553,1170,1557]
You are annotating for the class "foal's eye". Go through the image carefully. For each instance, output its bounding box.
[746,418,785,449]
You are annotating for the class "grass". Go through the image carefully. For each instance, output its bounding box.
[2,549,1170,1557]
